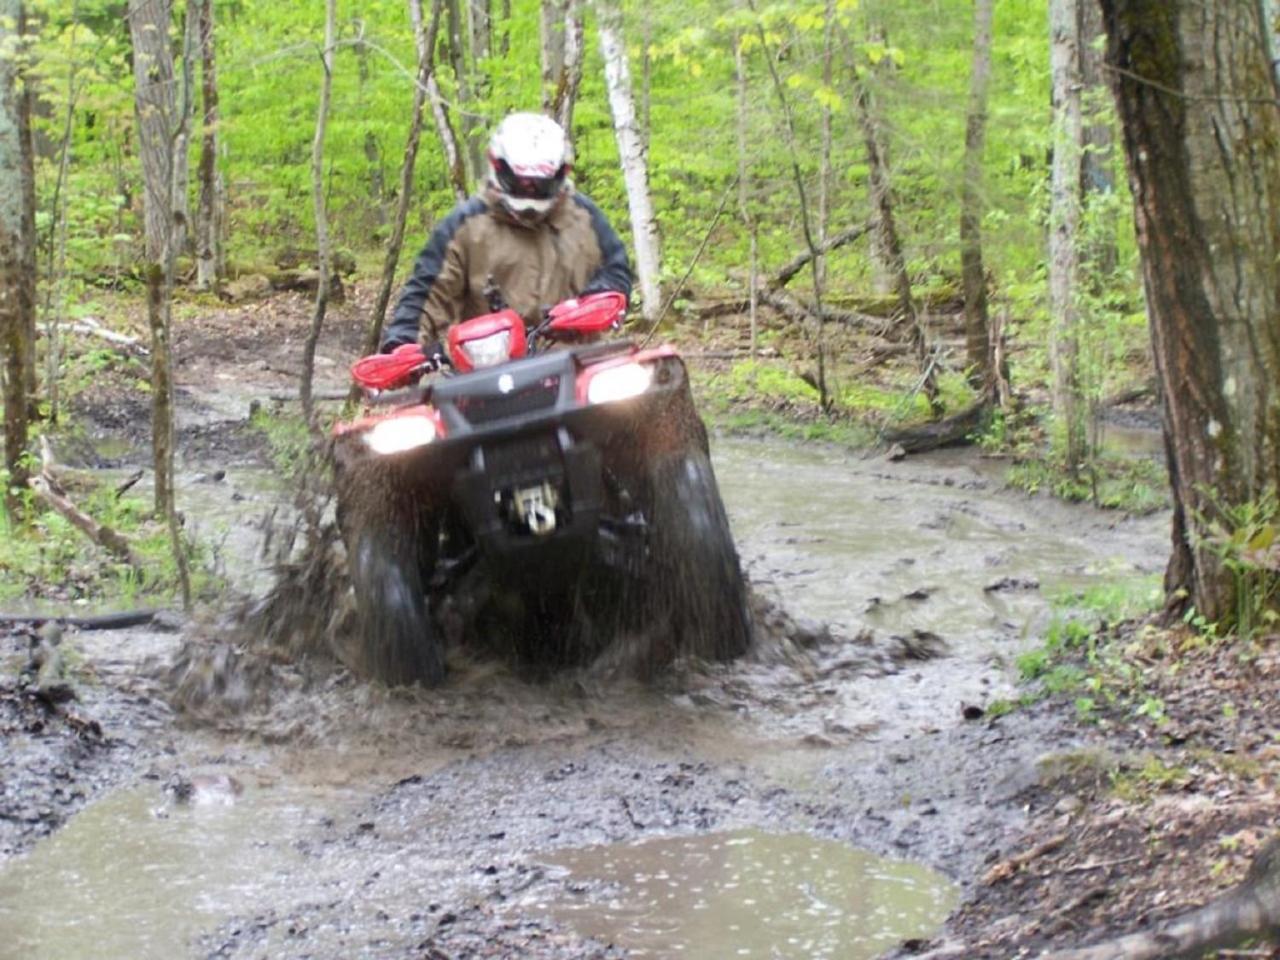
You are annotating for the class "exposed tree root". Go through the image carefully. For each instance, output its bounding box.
[1042,837,1280,960]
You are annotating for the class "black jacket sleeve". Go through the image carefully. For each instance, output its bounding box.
[383,197,486,351]
[572,193,633,304]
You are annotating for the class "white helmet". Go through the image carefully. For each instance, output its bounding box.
[487,112,572,222]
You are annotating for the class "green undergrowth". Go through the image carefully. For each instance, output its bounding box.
[1004,455,1168,514]
[0,466,222,609]
[987,574,1164,723]
[692,355,975,448]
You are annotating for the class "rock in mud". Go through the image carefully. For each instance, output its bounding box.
[888,630,950,661]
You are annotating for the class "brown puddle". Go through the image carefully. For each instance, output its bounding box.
[0,780,335,960]
[533,828,958,958]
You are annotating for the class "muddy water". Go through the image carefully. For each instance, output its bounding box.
[0,435,1169,959]
[0,778,333,960]
[536,829,957,958]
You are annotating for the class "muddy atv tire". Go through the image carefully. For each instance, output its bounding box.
[348,525,444,686]
[645,450,752,663]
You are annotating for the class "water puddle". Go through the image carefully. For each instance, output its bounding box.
[0,778,336,960]
[535,829,957,958]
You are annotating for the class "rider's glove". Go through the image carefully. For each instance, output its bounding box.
[421,341,448,372]
[379,335,414,354]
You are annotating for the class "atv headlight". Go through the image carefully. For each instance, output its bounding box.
[458,330,512,369]
[363,415,438,455]
[586,362,654,405]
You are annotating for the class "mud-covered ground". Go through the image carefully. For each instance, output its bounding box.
[10,285,1269,960]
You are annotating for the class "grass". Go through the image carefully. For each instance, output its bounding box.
[0,471,220,608]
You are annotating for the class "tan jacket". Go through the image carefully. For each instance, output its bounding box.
[384,188,632,349]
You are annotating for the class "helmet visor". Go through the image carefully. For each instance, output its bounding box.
[492,158,568,201]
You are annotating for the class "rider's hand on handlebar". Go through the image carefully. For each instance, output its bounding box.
[421,341,449,372]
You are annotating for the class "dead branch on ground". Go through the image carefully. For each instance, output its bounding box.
[30,439,142,572]
[1041,836,1280,960]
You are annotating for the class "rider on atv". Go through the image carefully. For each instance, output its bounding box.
[381,112,633,358]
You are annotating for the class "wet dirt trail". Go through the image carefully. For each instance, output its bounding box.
[0,430,1168,960]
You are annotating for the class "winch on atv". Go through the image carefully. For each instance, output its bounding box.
[331,292,751,685]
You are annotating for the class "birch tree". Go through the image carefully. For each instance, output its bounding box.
[1,0,34,518]
[1048,0,1086,473]
[596,0,661,324]
[1099,0,1280,627]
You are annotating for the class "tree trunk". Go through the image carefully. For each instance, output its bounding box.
[1078,0,1115,274]
[128,0,175,266]
[734,30,758,356]
[862,22,897,295]
[0,0,35,519]
[128,0,179,516]
[1048,0,1087,472]
[445,0,478,185]
[427,23,469,209]
[1099,0,1280,624]
[175,1,195,255]
[194,0,222,291]
[960,0,994,395]
[753,15,829,408]
[552,0,584,135]
[300,0,335,429]
[361,0,445,360]
[540,0,566,114]
[640,3,652,147]
[817,0,834,292]
[596,0,662,324]
[853,79,939,414]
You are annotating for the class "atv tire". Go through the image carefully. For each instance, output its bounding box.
[645,449,752,663]
[348,524,444,686]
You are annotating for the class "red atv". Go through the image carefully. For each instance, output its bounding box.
[332,293,751,685]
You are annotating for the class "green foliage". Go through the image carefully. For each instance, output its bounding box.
[0,474,215,606]
[250,405,317,484]
[727,359,818,404]
[1005,451,1168,514]
[1197,493,1280,639]
[1111,755,1190,802]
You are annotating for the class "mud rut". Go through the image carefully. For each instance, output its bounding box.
[0,372,1169,959]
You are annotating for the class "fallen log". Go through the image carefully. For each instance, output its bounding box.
[30,437,142,573]
[757,288,887,331]
[30,475,143,572]
[0,609,163,630]
[1041,837,1280,960]
[61,317,149,357]
[881,400,990,454]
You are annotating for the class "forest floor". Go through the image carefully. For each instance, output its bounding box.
[1,279,1277,959]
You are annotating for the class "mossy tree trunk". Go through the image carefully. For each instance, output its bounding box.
[0,0,35,520]
[1099,0,1280,625]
